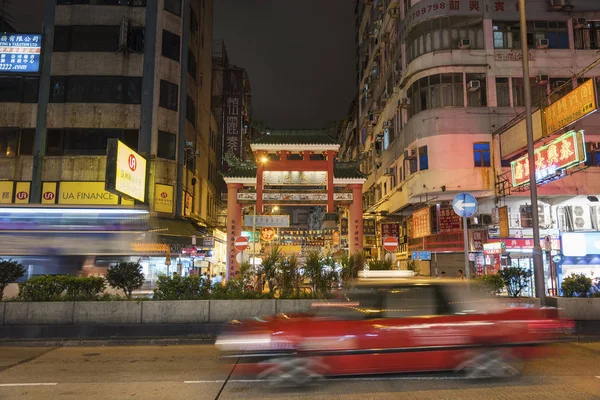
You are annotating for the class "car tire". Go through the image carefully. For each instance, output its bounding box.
[258,356,325,387]
[457,349,523,379]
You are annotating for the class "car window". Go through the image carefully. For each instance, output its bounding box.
[382,286,446,318]
[313,288,384,320]
[443,283,505,315]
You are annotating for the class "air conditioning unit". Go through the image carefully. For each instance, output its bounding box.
[537,38,549,49]
[573,17,587,28]
[548,0,567,10]
[389,7,399,18]
[467,80,481,92]
[383,120,391,128]
[479,214,493,225]
[553,80,567,88]
[375,133,384,141]
[384,168,395,176]
[118,17,130,53]
[399,97,410,108]
[537,74,550,84]
[410,149,417,157]
[459,39,471,49]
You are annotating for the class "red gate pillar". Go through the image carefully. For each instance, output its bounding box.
[226,183,243,280]
[348,184,364,255]
[256,155,264,214]
[326,150,335,213]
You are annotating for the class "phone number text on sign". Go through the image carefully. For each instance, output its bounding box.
[405,1,481,27]
[406,2,446,24]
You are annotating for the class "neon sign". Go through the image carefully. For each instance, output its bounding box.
[510,130,586,187]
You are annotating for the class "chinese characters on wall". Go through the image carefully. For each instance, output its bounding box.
[223,69,244,167]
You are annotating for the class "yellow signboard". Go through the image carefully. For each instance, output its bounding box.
[42,182,57,204]
[58,182,119,205]
[0,181,13,204]
[14,182,30,204]
[154,184,174,213]
[544,79,597,136]
[113,140,147,202]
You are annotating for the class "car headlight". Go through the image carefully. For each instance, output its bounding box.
[216,334,272,351]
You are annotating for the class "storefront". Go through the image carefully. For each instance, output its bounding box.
[483,237,561,297]
[558,232,600,294]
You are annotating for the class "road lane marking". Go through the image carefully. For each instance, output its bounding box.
[0,383,58,387]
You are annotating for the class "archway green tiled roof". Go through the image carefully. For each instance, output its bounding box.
[223,162,365,180]
[252,129,338,145]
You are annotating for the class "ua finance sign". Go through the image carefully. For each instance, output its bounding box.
[105,139,147,202]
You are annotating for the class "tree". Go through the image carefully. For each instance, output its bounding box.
[477,274,505,295]
[0,258,25,300]
[561,274,592,297]
[260,245,282,294]
[105,261,145,299]
[498,267,532,297]
[279,254,301,298]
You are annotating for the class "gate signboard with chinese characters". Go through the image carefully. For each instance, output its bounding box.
[543,79,597,136]
[223,69,244,168]
[510,130,586,187]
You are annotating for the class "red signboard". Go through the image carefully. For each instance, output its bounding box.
[511,130,586,187]
[412,207,431,239]
[470,229,488,251]
[381,223,400,238]
[438,206,461,233]
[495,237,560,251]
[383,237,399,252]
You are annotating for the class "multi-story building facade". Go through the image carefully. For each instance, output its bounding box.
[348,0,600,294]
[0,0,224,280]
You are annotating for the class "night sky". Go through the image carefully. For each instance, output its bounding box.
[5,0,357,130]
[214,0,357,129]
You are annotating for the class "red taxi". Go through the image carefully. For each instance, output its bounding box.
[216,277,573,385]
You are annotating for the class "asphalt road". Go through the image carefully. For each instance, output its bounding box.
[0,342,599,400]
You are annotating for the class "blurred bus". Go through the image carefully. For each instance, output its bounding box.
[0,205,155,278]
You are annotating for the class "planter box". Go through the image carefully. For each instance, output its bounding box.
[276,299,317,314]
[209,300,276,323]
[0,302,5,326]
[553,297,600,320]
[4,302,74,325]
[142,300,209,324]
[74,301,142,325]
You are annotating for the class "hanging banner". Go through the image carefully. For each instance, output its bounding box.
[363,218,376,236]
[412,207,431,239]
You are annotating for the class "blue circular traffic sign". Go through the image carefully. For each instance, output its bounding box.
[452,193,478,218]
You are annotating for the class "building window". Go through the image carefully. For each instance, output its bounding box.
[574,21,600,50]
[46,128,138,156]
[157,130,176,160]
[496,77,510,107]
[164,0,182,16]
[493,21,568,49]
[54,26,121,52]
[188,50,197,81]
[473,142,491,167]
[49,76,142,104]
[418,146,428,171]
[407,73,463,119]
[0,77,39,103]
[190,9,199,38]
[512,77,547,107]
[159,80,179,111]
[0,128,19,156]
[162,30,181,62]
[186,96,196,127]
[128,26,145,53]
[406,17,484,62]
[57,0,147,5]
[466,73,487,107]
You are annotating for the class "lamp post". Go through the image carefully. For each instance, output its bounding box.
[519,0,546,305]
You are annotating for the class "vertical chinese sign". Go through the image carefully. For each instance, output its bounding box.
[223,69,244,171]
[412,207,431,239]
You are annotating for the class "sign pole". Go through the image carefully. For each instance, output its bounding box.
[519,0,546,304]
[463,217,470,279]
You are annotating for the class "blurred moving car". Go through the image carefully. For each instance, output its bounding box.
[216,274,574,386]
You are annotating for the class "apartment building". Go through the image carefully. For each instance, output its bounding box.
[0,0,224,278]
[347,0,600,292]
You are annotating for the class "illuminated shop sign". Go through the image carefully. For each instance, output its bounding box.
[0,34,41,73]
[544,79,597,136]
[483,242,505,255]
[510,130,586,187]
[562,232,600,257]
[105,139,147,202]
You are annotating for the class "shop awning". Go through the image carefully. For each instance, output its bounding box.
[153,218,209,246]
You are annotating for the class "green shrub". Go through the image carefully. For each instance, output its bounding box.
[477,274,505,295]
[561,274,592,297]
[64,276,106,301]
[211,277,273,300]
[153,275,209,300]
[18,275,69,302]
[498,267,532,297]
[368,258,393,271]
[106,261,145,299]
[278,254,301,298]
[0,259,25,300]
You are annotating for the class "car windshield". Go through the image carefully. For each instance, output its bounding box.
[446,282,506,315]
[312,288,384,320]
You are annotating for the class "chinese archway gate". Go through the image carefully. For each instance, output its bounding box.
[222,130,366,280]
